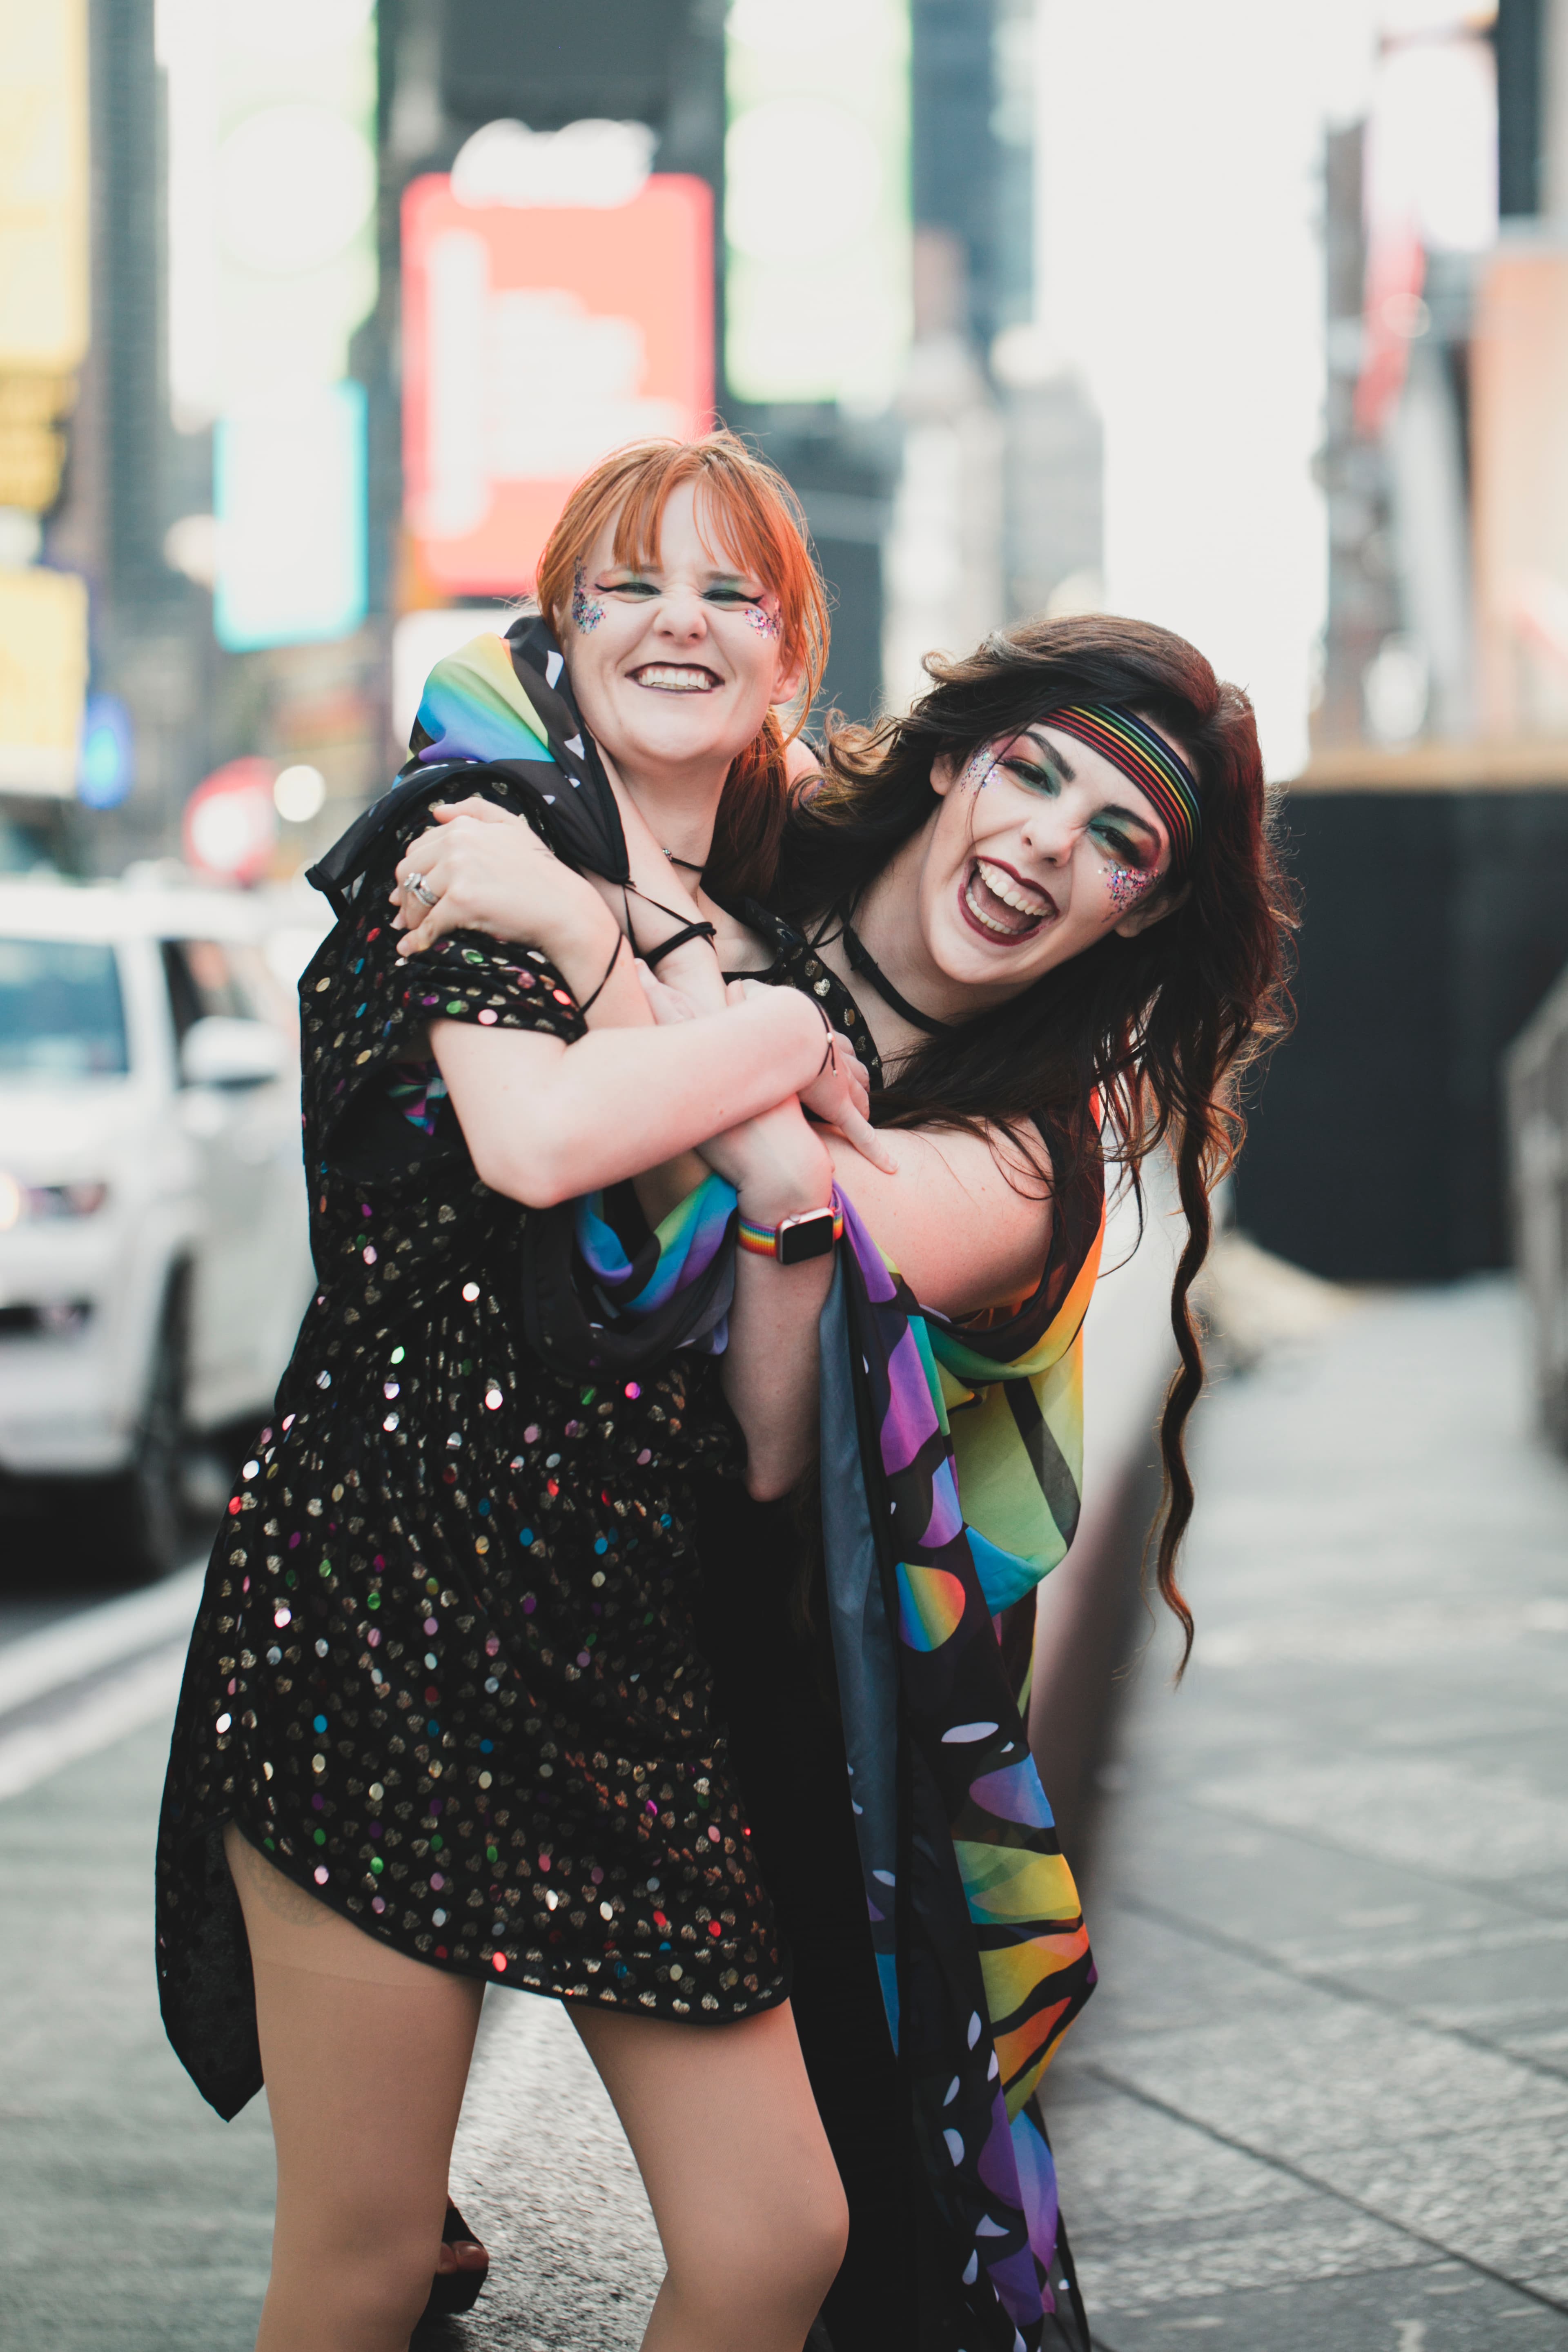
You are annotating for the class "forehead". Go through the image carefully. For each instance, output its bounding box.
[1013,721,1174,849]
[595,476,760,578]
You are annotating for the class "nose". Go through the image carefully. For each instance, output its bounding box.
[1018,802,1078,866]
[653,583,709,643]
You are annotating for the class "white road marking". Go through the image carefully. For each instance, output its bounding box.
[0,1562,203,1717]
[0,1639,187,1802]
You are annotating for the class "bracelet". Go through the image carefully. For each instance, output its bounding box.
[737,1204,844,1265]
[642,920,718,971]
[577,931,626,1016]
[806,994,837,1077]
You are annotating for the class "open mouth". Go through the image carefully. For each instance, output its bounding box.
[628,663,722,695]
[960,858,1055,942]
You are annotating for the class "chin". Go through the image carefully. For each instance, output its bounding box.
[612,694,741,755]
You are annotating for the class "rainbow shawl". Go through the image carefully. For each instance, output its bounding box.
[820,1146,1103,2351]
[307,616,632,918]
[566,1138,1105,2348]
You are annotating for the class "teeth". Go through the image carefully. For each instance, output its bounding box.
[975,859,1047,916]
[633,665,716,693]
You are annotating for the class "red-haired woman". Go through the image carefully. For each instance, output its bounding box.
[155,436,888,2352]
[383,450,1293,2347]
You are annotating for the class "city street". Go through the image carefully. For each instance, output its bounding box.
[3,1275,1566,2349]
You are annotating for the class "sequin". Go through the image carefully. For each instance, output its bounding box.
[156,788,786,2116]
[1105,861,1156,913]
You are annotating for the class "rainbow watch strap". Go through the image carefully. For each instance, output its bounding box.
[737,1205,844,1258]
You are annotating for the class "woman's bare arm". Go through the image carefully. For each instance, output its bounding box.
[717,1117,1054,1497]
[430,983,887,1209]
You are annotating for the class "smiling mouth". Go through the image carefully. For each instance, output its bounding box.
[961,858,1055,941]
[628,663,722,694]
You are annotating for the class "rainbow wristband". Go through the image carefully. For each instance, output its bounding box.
[736,1205,844,1265]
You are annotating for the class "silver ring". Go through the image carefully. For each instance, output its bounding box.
[406,871,439,908]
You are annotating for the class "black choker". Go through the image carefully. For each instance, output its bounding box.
[841,921,956,1036]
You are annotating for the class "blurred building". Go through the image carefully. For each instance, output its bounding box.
[15,0,1568,1289]
[2,0,1080,884]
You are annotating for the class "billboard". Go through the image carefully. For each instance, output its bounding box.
[401,173,714,597]
[724,0,911,410]
[0,569,89,796]
[1472,247,1568,741]
[0,0,89,379]
[159,0,376,651]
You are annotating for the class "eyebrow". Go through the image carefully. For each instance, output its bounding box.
[1019,728,1076,784]
[1018,729,1163,839]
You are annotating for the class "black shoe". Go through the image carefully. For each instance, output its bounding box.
[421,2200,490,2320]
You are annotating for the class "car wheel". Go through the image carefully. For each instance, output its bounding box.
[94,1278,190,1579]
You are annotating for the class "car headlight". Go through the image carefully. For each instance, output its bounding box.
[0,1174,110,1228]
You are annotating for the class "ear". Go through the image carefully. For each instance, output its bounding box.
[929,753,960,798]
[1114,879,1189,939]
[771,645,808,708]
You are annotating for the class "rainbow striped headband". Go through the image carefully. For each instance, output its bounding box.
[1047,706,1202,870]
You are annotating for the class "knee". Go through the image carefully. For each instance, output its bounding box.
[778,2181,851,2308]
[670,2169,849,2328]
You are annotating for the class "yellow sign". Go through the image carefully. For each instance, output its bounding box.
[0,567,89,795]
[0,0,89,375]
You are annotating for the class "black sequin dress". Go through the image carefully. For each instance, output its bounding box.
[156,792,787,2121]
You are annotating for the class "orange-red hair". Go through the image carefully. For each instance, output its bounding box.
[536,433,830,905]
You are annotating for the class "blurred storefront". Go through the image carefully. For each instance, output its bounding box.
[1242,0,1568,1280]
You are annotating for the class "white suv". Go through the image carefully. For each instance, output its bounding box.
[0,879,328,1572]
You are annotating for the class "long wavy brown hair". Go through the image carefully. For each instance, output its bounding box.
[774,615,1297,1666]
[535,433,829,903]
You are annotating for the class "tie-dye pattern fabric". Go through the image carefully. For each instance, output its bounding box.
[574,1174,736,1321]
[819,1185,1100,2349]
[410,631,553,768]
[563,1141,1103,2349]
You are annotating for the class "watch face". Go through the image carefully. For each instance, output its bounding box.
[777,1208,837,1265]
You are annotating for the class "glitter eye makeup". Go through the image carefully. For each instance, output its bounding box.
[743,597,782,642]
[1105,863,1156,914]
[570,564,604,633]
[960,743,1000,793]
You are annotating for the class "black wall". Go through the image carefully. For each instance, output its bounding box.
[1236,789,1568,1282]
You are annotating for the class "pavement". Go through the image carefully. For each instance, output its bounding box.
[1046,1276,1568,2352]
[2,1274,1566,2350]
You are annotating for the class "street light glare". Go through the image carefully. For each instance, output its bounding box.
[273,764,327,824]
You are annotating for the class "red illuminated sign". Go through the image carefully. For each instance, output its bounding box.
[401,174,714,596]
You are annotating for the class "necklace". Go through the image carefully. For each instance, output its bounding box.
[662,847,704,874]
[840,920,956,1036]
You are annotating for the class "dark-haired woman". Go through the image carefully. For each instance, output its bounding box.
[397,609,1294,2350]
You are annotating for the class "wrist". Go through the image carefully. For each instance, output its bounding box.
[732,1122,833,1225]
[550,899,623,997]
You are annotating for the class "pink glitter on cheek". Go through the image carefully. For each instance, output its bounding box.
[744,598,782,642]
[1105,864,1155,914]
[570,564,604,633]
[960,744,1000,793]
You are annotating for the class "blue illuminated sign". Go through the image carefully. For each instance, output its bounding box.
[77,693,134,808]
[214,381,367,653]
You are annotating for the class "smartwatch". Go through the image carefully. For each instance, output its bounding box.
[737,1205,844,1265]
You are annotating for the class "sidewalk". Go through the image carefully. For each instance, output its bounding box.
[5,1278,1566,2350]
[1046,1277,1568,2351]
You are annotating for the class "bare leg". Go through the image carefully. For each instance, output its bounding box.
[225,1824,484,2352]
[573,2000,849,2352]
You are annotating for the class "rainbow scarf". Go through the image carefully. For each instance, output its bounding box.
[410,630,554,768]
[573,1180,736,1328]
[571,1157,1103,2349]
[820,1180,1101,2350]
